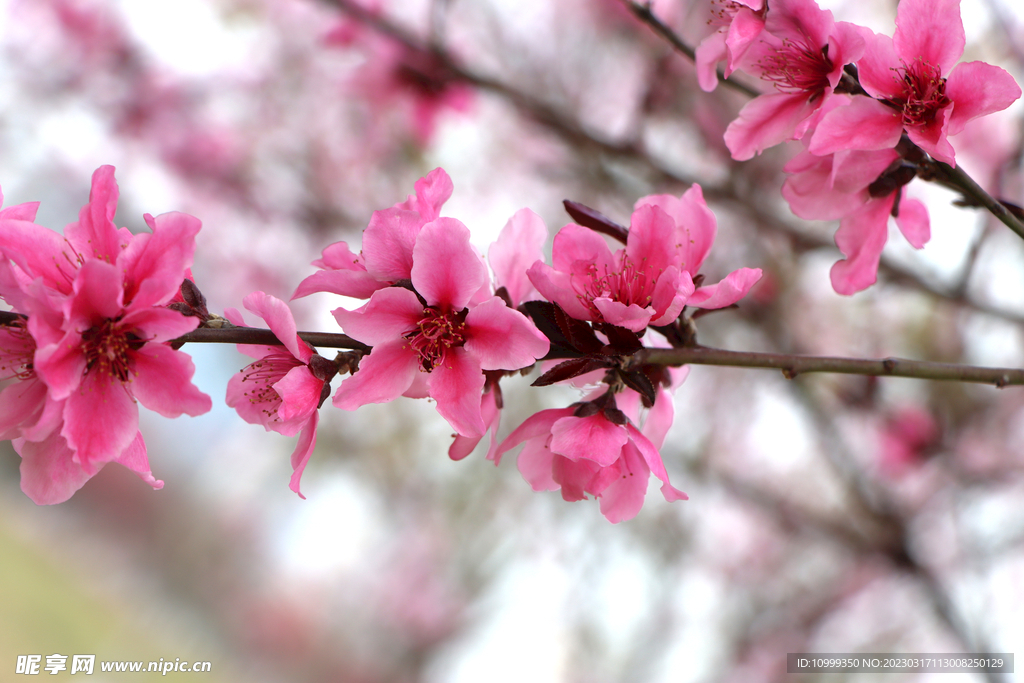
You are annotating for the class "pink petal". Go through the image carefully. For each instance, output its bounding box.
[243,290,310,362]
[120,211,201,309]
[526,261,594,321]
[33,330,86,400]
[464,297,550,369]
[627,424,688,502]
[596,443,651,523]
[552,456,602,502]
[945,62,1023,136]
[550,223,616,273]
[592,298,652,332]
[725,92,819,161]
[0,199,40,221]
[289,412,319,500]
[809,96,903,157]
[427,346,486,437]
[829,195,893,294]
[856,32,903,99]
[69,259,124,323]
[316,240,364,270]
[114,431,163,491]
[292,268,386,300]
[893,0,963,74]
[643,387,678,450]
[626,204,678,281]
[649,268,694,327]
[411,218,487,311]
[361,208,424,282]
[518,438,559,491]
[130,343,212,418]
[449,388,500,461]
[488,208,548,307]
[725,8,766,74]
[492,407,574,466]
[0,218,78,294]
[15,433,92,505]
[397,167,453,221]
[637,185,717,273]
[765,0,833,48]
[687,267,762,308]
[906,105,955,166]
[121,306,200,343]
[275,365,323,423]
[64,165,125,263]
[0,376,48,440]
[332,286,423,346]
[62,369,138,474]
[895,198,930,249]
[333,340,419,410]
[695,30,728,92]
[550,414,628,467]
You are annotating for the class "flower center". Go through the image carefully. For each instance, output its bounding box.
[0,320,36,381]
[758,40,833,94]
[574,256,658,318]
[80,319,142,383]
[405,307,467,372]
[888,59,950,128]
[238,352,304,420]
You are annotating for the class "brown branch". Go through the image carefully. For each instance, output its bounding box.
[639,345,1024,387]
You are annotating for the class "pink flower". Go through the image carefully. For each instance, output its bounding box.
[529,185,761,331]
[782,147,929,294]
[723,0,866,160]
[292,168,454,300]
[493,396,688,523]
[0,166,211,486]
[694,0,766,92]
[809,0,1021,165]
[332,218,549,438]
[225,292,333,498]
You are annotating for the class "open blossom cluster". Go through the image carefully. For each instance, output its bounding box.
[0,165,763,522]
[698,0,1021,293]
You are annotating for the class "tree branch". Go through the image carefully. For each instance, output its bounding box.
[639,345,1024,387]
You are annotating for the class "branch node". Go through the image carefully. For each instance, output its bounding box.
[782,367,798,380]
[882,359,897,374]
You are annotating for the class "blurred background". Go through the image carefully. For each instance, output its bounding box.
[1,0,1024,680]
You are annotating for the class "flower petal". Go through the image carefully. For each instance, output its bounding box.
[332,286,423,346]
[412,218,487,311]
[62,369,138,474]
[550,414,628,467]
[15,433,93,505]
[489,208,547,307]
[427,347,486,437]
[289,412,319,500]
[130,343,212,418]
[464,297,550,370]
[333,340,419,410]
[243,291,310,362]
[893,0,963,74]
[687,267,762,309]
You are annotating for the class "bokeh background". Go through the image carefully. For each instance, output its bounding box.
[2,0,1024,680]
